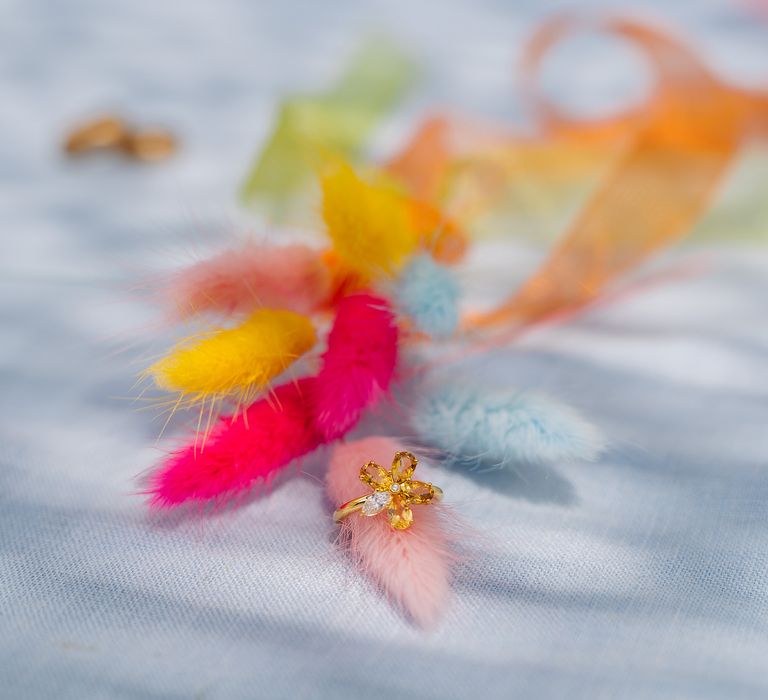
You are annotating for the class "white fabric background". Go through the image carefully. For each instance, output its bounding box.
[2,1,768,698]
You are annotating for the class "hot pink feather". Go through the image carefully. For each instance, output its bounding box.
[166,242,331,317]
[314,294,398,440]
[148,378,320,508]
[327,437,454,628]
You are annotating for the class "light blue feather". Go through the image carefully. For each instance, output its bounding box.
[393,255,459,338]
[410,382,605,467]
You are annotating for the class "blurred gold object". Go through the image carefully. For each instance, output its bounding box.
[64,115,128,154]
[63,115,178,162]
[120,129,177,161]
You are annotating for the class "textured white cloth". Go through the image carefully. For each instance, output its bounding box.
[2,1,768,698]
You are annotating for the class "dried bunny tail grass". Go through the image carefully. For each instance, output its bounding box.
[390,254,460,338]
[145,297,397,509]
[410,380,606,467]
[321,160,419,279]
[166,241,331,317]
[148,378,321,508]
[314,294,398,441]
[145,309,316,409]
[327,437,455,628]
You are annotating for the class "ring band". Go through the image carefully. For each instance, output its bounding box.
[333,486,444,523]
[333,451,443,531]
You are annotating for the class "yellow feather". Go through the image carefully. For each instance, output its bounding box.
[147,309,316,404]
[321,161,419,278]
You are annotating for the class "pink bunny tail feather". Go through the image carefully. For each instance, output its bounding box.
[167,242,331,317]
[149,379,320,508]
[327,437,453,628]
[315,294,398,441]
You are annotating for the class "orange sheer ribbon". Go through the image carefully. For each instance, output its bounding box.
[388,17,768,330]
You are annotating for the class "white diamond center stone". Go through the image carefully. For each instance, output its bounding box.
[362,491,392,516]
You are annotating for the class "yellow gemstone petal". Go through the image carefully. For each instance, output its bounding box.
[391,451,417,482]
[403,480,434,505]
[388,505,413,530]
[360,461,392,490]
[387,495,414,530]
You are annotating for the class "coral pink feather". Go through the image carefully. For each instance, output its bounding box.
[327,437,455,627]
[166,242,331,317]
[149,378,320,508]
[314,294,398,440]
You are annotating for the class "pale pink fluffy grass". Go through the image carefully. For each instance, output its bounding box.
[167,242,331,317]
[327,437,455,628]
